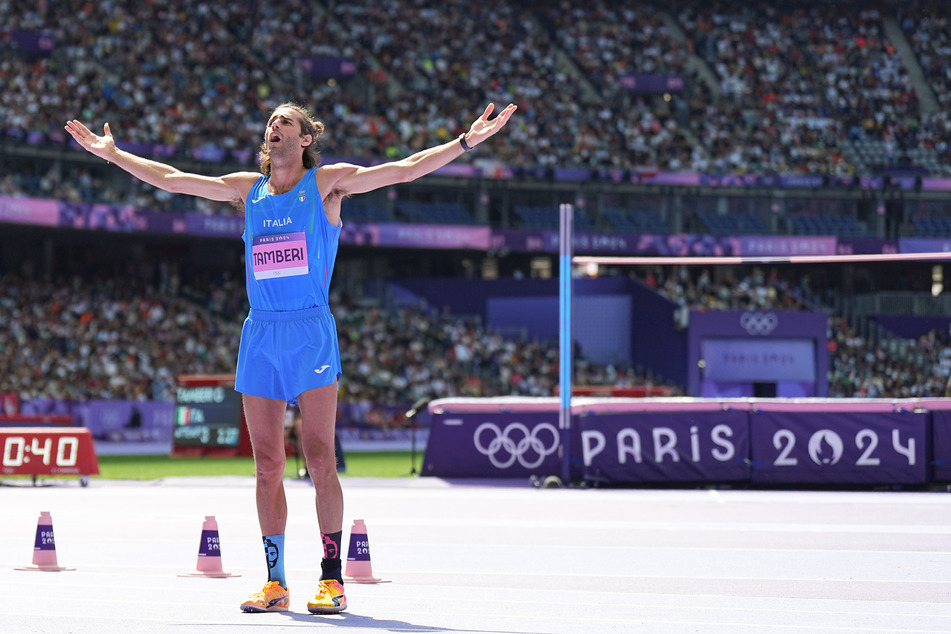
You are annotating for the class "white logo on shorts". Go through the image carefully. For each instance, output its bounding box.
[315,365,331,374]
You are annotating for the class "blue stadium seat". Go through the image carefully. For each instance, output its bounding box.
[395,202,475,225]
[602,207,672,234]
[342,199,393,223]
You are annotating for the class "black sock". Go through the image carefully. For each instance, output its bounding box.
[320,530,343,583]
[321,557,343,583]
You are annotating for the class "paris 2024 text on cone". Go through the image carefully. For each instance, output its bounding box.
[179,515,240,578]
[344,518,390,583]
[16,511,74,571]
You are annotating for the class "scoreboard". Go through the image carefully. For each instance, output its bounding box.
[174,375,244,452]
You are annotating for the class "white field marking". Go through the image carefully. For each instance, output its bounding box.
[349,541,951,558]
[339,569,951,587]
[3,597,949,634]
[338,515,951,535]
[709,488,727,504]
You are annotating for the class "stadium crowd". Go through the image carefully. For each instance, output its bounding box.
[679,2,921,175]
[0,270,659,407]
[0,272,240,403]
[645,264,804,312]
[5,263,951,412]
[3,0,951,214]
[4,0,951,413]
[827,318,951,398]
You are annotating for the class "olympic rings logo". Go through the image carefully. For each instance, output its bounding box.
[473,422,560,469]
[740,311,778,336]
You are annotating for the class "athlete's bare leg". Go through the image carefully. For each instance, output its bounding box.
[297,382,343,532]
[242,394,288,535]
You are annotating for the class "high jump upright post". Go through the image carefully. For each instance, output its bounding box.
[558,203,573,485]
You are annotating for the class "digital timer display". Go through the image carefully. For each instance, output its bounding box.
[0,428,100,477]
[2,435,78,468]
[173,384,242,448]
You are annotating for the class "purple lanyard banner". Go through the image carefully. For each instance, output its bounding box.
[749,411,928,485]
[580,411,750,484]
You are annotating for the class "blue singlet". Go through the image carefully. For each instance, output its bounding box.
[234,168,343,403]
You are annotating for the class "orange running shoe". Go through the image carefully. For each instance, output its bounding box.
[240,581,290,613]
[307,579,347,614]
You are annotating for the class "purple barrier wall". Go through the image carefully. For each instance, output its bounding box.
[580,410,750,483]
[688,310,829,398]
[23,398,428,454]
[486,296,559,340]
[22,399,176,454]
[388,277,555,323]
[421,409,579,479]
[391,277,640,361]
[739,236,836,257]
[628,281,689,387]
[932,410,951,481]
[389,277,686,382]
[74,400,175,448]
[838,239,900,255]
[899,238,951,253]
[487,294,632,365]
[873,315,951,340]
[389,277,634,323]
[0,196,59,226]
[749,411,928,485]
[424,397,947,486]
[9,192,951,255]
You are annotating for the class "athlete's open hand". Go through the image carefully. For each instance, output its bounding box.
[64,120,117,161]
[463,103,518,149]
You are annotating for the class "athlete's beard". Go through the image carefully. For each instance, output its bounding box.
[269,139,304,170]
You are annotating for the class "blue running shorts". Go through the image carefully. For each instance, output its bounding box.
[235,306,342,405]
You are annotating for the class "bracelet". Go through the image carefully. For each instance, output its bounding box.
[458,133,474,152]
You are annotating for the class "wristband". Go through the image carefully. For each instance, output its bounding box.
[459,134,474,152]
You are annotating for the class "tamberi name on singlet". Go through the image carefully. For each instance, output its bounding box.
[242,168,341,311]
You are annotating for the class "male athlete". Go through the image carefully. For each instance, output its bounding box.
[65,101,517,613]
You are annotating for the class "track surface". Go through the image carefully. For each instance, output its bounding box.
[2,476,950,633]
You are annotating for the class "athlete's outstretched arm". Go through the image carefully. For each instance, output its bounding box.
[320,103,517,197]
[64,120,259,205]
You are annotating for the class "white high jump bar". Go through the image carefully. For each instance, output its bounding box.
[574,252,951,266]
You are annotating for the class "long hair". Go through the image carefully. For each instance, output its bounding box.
[258,102,324,176]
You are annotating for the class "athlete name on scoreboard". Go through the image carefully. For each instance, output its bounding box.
[176,386,228,404]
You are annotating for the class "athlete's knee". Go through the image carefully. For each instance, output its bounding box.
[253,449,286,480]
[302,441,337,475]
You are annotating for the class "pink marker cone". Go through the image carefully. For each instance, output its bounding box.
[344,519,390,583]
[16,511,74,571]
[179,515,240,578]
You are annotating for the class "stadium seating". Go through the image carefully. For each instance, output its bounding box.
[5,0,951,187]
